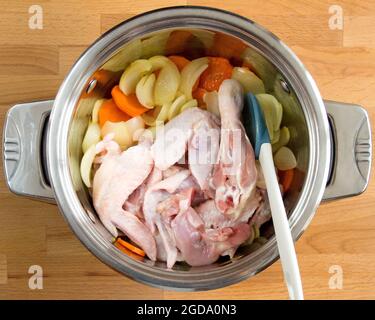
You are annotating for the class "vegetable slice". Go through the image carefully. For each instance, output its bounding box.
[119,59,153,95]
[278,169,294,193]
[179,57,209,99]
[136,73,156,109]
[274,146,297,170]
[101,121,132,150]
[272,126,290,153]
[199,57,233,92]
[168,55,190,71]
[92,99,104,123]
[80,144,97,188]
[112,85,148,117]
[168,95,186,120]
[116,238,146,257]
[180,99,198,113]
[149,56,181,106]
[98,99,130,128]
[82,122,101,153]
[232,67,265,94]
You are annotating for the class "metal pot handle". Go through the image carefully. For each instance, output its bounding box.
[2,100,55,203]
[323,100,372,200]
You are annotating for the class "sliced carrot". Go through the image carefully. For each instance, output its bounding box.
[166,30,193,54]
[192,87,207,108]
[210,32,248,59]
[114,241,144,261]
[168,55,190,71]
[98,99,130,128]
[199,57,233,92]
[278,169,294,193]
[111,85,148,117]
[116,237,146,257]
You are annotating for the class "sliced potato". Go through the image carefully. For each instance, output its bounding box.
[92,99,105,123]
[180,57,209,99]
[203,91,220,117]
[256,94,283,131]
[232,67,265,94]
[150,56,181,106]
[180,99,198,113]
[271,128,280,144]
[272,126,290,153]
[101,121,132,150]
[168,95,186,120]
[119,59,153,95]
[80,144,97,188]
[82,122,101,153]
[274,146,297,170]
[136,73,156,108]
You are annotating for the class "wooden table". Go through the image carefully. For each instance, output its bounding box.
[0,0,374,300]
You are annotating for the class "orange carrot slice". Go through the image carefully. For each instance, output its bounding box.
[192,87,207,108]
[199,57,233,92]
[278,169,294,193]
[98,99,130,128]
[210,32,248,59]
[168,55,190,71]
[166,30,193,54]
[116,238,146,257]
[111,85,148,117]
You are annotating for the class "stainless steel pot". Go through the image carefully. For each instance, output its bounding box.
[2,6,372,291]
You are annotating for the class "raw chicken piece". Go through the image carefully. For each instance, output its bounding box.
[143,169,191,268]
[151,107,220,172]
[172,207,251,266]
[211,79,257,218]
[188,117,220,192]
[124,167,162,218]
[250,188,272,228]
[92,138,156,260]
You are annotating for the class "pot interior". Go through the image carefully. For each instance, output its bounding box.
[67,27,309,273]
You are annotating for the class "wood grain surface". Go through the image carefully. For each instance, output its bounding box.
[0,0,374,300]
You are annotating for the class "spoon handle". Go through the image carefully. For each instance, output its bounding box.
[259,143,304,300]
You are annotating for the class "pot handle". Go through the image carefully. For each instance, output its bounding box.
[323,100,372,201]
[3,100,55,203]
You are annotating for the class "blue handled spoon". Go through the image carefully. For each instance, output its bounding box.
[243,93,304,300]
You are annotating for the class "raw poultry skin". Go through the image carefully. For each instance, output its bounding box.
[91,79,269,267]
[92,137,157,261]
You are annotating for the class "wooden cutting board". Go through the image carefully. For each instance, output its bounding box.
[0,0,374,300]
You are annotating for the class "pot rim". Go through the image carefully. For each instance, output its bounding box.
[47,6,330,291]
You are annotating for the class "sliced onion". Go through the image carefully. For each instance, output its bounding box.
[168,95,186,120]
[136,73,155,109]
[179,57,208,99]
[274,146,297,170]
[180,99,198,113]
[119,59,152,95]
[92,99,105,123]
[80,144,97,188]
[203,91,220,117]
[149,56,181,106]
[232,67,265,94]
[82,122,101,153]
